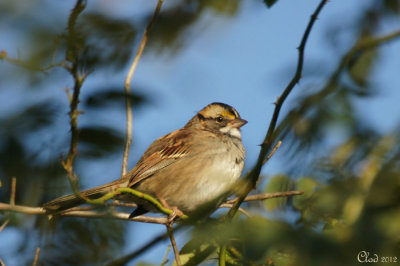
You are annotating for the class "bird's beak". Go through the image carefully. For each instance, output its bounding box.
[229,118,247,128]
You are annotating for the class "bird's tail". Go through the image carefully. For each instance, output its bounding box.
[43,179,128,212]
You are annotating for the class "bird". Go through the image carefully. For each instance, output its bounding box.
[43,102,247,218]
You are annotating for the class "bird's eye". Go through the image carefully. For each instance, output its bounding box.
[217,116,223,122]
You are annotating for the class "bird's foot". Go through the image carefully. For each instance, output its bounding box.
[168,206,184,224]
[158,197,184,223]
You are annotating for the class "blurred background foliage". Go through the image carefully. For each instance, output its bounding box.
[0,0,400,265]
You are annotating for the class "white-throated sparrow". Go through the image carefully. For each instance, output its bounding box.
[44,102,247,217]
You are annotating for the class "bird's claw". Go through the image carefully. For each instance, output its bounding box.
[168,206,184,224]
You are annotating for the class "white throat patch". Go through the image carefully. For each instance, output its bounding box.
[219,126,242,139]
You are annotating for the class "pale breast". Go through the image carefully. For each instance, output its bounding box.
[170,136,245,212]
[134,133,245,213]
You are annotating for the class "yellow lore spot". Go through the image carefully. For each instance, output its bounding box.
[221,110,236,119]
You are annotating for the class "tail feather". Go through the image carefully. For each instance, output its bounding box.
[43,179,128,212]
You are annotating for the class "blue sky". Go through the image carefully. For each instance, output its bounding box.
[1,0,400,265]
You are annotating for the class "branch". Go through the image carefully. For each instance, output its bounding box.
[227,0,328,219]
[273,29,400,141]
[0,202,169,224]
[85,187,189,220]
[61,0,88,197]
[166,224,182,266]
[104,191,304,265]
[263,140,282,165]
[161,246,171,266]
[10,177,16,206]
[0,190,303,229]
[0,35,69,72]
[32,247,40,266]
[219,204,250,217]
[226,190,304,204]
[0,190,303,264]
[0,53,69,72]
[334,29,400,81]
[0,219,9,232]
[105,231,170,266]
[121,0,164,177]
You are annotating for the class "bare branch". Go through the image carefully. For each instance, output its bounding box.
[32,247,40,266]
[0,54,69,72]
[0,219,9,232]
[121,0,164,177]
[227,0,329,219]
[219,204,250,217]
[0,191,301,226]
[333,30,400,82]
[226,190,304,204]
[263,140,282,165]
[271,29,400,146]
[107,200,138,208]
[161,245,171,266]
[166,224,182,266]
[0,202,169,224]
[105,231,170,266]
[10,177,16,206]
[61,0,88,198]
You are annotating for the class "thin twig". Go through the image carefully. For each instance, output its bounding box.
[0,219,9,232]
[227,0,329,220]
[0,55,69,72]
[0,202,169,224]
[273,29,400,142]
[32,247,40,266]
[226,190,304,204]
[121,0,164,177]
[219,204,250,217]
[167,224,182,266]
[61,0,88,197]
[84,187,189,220]
[263,140,282,165]
[105,231,170,266]
[10,177,16,206]
[161,245,171,266]
[107,200,138,208]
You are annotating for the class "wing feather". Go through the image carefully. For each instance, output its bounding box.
[126,129,192,187]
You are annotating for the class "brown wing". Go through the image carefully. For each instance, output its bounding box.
[125,128,192,187]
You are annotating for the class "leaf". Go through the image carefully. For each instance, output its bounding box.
[85,88,147,109]
[77,13,137,69]
[177,244,216,266]
[264,175,293,211]
[264,0,278,8]
[293,177,318,209]
[78,126,124,158]
[348,47,377,87]
[0,101,57,134]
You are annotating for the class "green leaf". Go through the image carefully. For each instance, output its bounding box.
[348,47,377,87]
[264,175,293,211]
[178,244,216,266]
[293,177,318,209]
